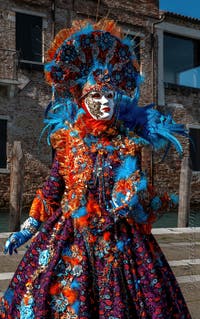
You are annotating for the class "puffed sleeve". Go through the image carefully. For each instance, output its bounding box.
[29,153,65,222]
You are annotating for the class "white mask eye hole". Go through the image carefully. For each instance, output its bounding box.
[90,92,101,99]
[107,92,114,99]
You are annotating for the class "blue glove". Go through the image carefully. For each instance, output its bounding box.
[4,217,41,255]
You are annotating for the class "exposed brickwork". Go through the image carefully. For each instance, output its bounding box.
[154,85,200,207]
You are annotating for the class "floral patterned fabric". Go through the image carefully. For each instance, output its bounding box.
[0,128,191,319]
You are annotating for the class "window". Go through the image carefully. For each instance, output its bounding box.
[164,33,200,89]
[0,119,7,169]
[189,126,200,171]
[16,12,42,63]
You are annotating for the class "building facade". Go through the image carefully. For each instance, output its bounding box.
[0,0,199,216]
[154,12,200,208]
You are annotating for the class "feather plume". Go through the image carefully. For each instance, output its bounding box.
[115,156,137,181]
[119,95,187,156]
[130,203,148,223]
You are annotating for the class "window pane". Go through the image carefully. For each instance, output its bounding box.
[189,128,200,171]
[16,12,42,62]
[0,119,7,168]
[164,33,200,89]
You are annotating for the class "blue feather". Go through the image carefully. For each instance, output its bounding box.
[115,156,137,181]
[118,95,187,156]
[136,176,147,192]
[128,194,139,207]
[151,196,162,211]
[130,203,148,223]
[170,194,179,206]
[41,98,85,145]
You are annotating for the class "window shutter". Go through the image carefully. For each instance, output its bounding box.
[16,12,42,62]
[0,119,7,168]
[189,127,200,171]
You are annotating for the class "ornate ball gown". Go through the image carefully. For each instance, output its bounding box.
[0,118,191,318]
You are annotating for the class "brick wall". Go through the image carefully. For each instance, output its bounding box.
[0,0,159,210]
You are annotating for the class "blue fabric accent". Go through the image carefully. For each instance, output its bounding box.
[71,300,80,314]
[72,207,87,218]
[62,245,72,257]
[116,240,125,252]
[84,135,98,146]
[4,288,14,305]
[71,279,80,289]
[105,145,115,152]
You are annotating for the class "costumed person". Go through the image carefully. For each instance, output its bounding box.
[0,19,191,318]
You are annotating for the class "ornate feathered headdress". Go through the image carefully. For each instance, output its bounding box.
[44,19,187,155]
[45,19,141,101]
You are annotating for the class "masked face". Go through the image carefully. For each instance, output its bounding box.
[83,90,115,120]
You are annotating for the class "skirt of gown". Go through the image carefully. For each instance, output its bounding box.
[0,208,192,319]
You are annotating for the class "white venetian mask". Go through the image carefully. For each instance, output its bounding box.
[83,90,115,120]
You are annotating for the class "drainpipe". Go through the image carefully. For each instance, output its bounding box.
[151,12,166,103]
[150,12,166,185]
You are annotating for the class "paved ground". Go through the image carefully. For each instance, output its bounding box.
[0,228,200,318]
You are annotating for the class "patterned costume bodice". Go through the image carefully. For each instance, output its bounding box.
[29,126,172,236]
[50,128,142,228]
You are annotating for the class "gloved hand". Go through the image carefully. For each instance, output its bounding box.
[4,217,41,255]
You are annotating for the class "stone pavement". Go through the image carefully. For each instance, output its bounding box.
[0,228,200,318]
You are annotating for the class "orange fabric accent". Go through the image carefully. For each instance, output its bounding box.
[29,189,57,222]
[86,197,102,217]
[24,296,30,306]
[75,215,89,228]
[49,282,61,295]
[103,231,111,241]
[62,256,80,266]
[88,234,97,244]
[62,288,78,304]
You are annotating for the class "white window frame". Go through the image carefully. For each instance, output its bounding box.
[155,22,200,106]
